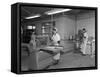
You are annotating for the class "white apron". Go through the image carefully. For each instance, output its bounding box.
[81,32,88,54]
[52,33,61,60]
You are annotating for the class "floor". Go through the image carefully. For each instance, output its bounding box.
[21,49,95,71]
[47,50,95,69]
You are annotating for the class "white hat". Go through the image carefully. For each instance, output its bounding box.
[53,28,58,32]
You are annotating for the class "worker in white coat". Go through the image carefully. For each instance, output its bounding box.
[52,28,60,46]
[81,28,88,55]
[51,28,61,65]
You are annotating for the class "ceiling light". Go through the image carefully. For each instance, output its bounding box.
[33,26,36,29]
[25,14,41,19]
[45,9,71,15]
[27,26,32,29]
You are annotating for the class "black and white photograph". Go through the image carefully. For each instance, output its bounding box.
[20,4,96,71]
[11,3,97,74]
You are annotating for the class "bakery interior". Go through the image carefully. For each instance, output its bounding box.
[21,6,95,71]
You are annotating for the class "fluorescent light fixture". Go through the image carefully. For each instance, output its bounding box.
[45,9,71,15]
[27,26,32,29]
[33,26,36,29]
[25,14,41,19]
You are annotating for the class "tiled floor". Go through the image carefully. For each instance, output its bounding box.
[48,51,95,69]
[21,50,95,71]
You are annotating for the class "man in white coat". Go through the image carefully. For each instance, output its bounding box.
[51,28,61,65]
[81,28,88,55]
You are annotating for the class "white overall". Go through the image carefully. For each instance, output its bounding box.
[81,32,88,54]
[52,33,61,60]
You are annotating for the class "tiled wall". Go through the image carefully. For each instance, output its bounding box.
[55,15,75,40]
[76,11,95,38]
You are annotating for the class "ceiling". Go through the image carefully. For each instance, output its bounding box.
[21,6,93,22]
[21,6,52,19]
